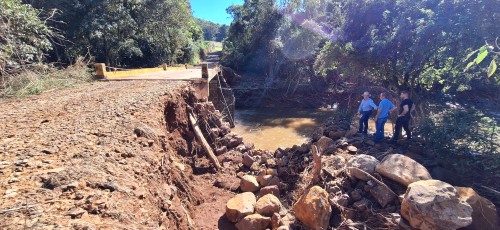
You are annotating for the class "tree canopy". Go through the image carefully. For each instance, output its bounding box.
[196,18,228,42]
[23,0,205,67]
[222,0,500,94]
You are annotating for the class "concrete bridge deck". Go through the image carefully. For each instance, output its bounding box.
[93,53,223,100]
[104,66,219,81]
[96,53,221,82]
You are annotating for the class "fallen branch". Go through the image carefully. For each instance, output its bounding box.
[311,144,322,184]
[0,204,37,214]
[479,185,500,197]
[189,113,222,170]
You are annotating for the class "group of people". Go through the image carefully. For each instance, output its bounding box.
[356,91,413,144]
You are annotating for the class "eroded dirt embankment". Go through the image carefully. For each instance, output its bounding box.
[0,81,223,229]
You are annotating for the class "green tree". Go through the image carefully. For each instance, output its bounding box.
[315,0,500,94]
[0,0,56,77]
[197,19,221,41]
[27,0,204,67]
[216,24,229,42]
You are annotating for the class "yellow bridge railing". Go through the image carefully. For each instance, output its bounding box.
[94,63,189,79]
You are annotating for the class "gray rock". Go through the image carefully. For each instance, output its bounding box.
[376,154,432,186]
[346,154,379,180]
[401,180,473,230]
[369,183,397,208]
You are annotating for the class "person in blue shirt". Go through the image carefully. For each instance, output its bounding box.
[357,92,377,134]
[374,92,396,143]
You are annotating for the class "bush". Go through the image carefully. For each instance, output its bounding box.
[2,61,93,97]
[417,108,499,171]
[0,0,57,76]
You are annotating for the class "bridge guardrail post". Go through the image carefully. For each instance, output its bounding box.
[94,63,107,78]
[202,63,209,79]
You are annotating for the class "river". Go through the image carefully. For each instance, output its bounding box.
[231,108,332,150]
[232,108,395,150]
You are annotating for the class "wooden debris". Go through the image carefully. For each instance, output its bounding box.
[189,113,222,170]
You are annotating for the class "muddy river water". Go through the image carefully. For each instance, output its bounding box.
[232,108,394,150]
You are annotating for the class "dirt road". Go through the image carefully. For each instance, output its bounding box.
[0,80,205,229]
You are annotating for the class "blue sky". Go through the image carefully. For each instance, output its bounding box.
[190,0,244,25]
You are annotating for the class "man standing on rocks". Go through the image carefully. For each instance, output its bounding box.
[357,92,378,134]
[391,90,413,144]
[374,92,395,143]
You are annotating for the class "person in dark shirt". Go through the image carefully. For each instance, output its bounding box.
[391,90,413,144]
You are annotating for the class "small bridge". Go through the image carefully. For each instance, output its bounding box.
[94,55,235,126]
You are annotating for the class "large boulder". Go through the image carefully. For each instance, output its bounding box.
[346,154,379,180]
[255,194,282,216]
[293,186,332,230]
[401,180,473,230]
[235,213,271,230]
[226,192,257,223]
[376,154,432,186]
[456,187,499,230]
[241,175,260,192]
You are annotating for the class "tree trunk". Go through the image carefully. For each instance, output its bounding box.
[189,113,222,171]
[311,145,322,184]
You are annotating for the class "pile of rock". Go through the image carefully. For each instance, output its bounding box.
[321,115,357,140]
[269,114,498,230]
[220,111,498,230]
[226,172,292,230]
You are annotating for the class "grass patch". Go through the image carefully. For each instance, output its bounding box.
[1,63,93,97]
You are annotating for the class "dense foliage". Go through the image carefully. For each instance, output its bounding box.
[196,18,228,42]
[223,0,500,95]
[24,0,204,67]
[0,0,57,77]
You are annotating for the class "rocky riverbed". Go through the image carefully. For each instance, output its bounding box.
[220,114,499,230]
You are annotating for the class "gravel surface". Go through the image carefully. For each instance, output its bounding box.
[0,80,198,229]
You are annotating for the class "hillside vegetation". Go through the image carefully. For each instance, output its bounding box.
[197,18,228,42]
